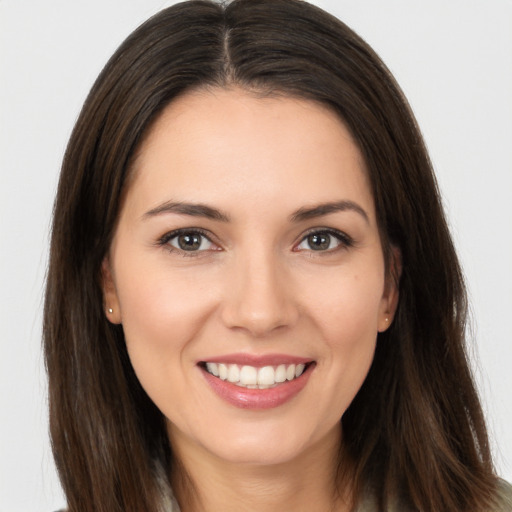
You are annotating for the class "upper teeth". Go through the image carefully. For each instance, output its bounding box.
[205,362,306,389]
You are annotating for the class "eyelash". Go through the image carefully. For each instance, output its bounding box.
[157,228,217,257]
[156,227,354,256]
[294,228,354,254]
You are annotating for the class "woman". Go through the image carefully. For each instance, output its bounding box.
[43,0,512,510]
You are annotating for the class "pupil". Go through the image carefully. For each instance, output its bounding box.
[308,233,330,250]
[178,234,201,250]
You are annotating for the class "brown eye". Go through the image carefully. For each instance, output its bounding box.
[167,231,213,252]
[177,233,201,250]
[306,233,331,251]
[296,229,353,252]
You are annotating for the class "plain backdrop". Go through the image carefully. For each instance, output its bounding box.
[1,1,511,510]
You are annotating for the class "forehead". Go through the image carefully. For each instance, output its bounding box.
[125,87,375,221]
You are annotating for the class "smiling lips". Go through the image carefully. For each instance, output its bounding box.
[199,356,314,409]
[205,362,307,389]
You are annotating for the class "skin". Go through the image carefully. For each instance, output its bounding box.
[103,88,399,511]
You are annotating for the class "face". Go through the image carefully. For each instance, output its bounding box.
[103,88,398,468]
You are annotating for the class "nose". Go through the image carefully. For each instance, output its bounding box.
[219,249,299,337]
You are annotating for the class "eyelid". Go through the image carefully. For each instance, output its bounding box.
[156,226,353,255]
[293,227,354,252]
[157,227,221,255]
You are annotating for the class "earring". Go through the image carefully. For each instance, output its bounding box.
[107,308,113,314]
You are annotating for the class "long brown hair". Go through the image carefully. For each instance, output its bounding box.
[44,1,499,510]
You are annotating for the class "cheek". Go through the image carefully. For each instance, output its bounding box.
[309,265,385,338]
[114,262,218,393]
[118,258,215,336]
[305,268,383,409]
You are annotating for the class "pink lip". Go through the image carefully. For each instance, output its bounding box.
[200,361,315,410]
[199,353,312,367]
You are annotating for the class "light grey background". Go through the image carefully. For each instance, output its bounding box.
[1,1,511,510]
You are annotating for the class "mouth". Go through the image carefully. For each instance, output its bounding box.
[200,361,312,389]
[197,353,316,410]
[198,357,316,409]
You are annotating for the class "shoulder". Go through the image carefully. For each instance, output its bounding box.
[494,479,512,511]
[356,480,512,511]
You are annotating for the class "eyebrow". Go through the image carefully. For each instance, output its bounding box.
[143,201,231,222]
[290,200,369,224]
[142,199,369,224]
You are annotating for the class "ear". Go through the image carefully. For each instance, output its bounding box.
[378,246,401,333]
[101,257,122,324]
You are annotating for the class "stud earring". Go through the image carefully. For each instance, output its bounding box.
[385,317,389,323]
[107,308,113,314]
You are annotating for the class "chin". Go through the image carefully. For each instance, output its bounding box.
[180,414,340,468]
[205,434,311,466]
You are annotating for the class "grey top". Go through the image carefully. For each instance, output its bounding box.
[55,478,512,511]
[163,480,512,511]
[355,479,512,512]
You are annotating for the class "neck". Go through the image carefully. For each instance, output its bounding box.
[169,425,352,512]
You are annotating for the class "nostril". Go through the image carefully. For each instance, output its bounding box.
[220,297,299,336]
